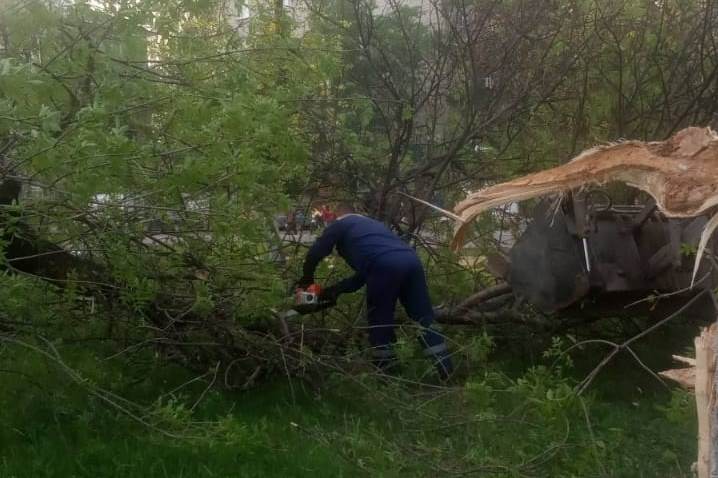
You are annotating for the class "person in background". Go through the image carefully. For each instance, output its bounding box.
[286,210,296,234]
[311,208,323,230]
[295,209,306,231]
[297,201,453,380]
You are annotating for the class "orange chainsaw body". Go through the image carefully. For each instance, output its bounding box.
[295,284,322,305]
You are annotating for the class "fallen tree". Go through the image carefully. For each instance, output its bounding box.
[451,126,718,474]
[2,1,718,394]
[453,127,718,283]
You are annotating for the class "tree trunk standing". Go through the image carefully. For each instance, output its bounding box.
[0,21,9,53]
[274,0,283,33]
[695,324,716,478]
[659,321,718,477]
[695,323,717,478]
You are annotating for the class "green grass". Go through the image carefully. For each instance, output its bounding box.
[0,332,698,478]
[0,379,376,478]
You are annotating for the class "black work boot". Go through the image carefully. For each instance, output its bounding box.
[371,345,400,376]
[418,334,454,381]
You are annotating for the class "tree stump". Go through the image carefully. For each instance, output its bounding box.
[660,323,717,477]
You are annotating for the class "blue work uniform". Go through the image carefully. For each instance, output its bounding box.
[302,214,452,377]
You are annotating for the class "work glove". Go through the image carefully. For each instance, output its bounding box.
[319,285,340,304]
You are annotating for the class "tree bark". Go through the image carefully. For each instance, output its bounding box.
[695,323,716,478]
[660,323,717,478]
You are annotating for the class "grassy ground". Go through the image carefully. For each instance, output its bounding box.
[0,371,372,477]
[0,324,699,477]
[0,340,399,478]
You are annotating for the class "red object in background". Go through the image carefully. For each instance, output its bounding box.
[320,205,336,223]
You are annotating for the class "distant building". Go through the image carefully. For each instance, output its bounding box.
[227,0,440,36]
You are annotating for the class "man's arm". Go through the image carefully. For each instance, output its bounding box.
[301,221,344,282]
[335,273,365,294]
[320,272,365,303]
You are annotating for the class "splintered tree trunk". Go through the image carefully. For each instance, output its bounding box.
[660,322,718,477]
[695,323,717,478]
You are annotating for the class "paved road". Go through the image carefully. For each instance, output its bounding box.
[276,228,318,245]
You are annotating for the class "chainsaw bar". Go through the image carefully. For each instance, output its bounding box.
[273,299,336,320]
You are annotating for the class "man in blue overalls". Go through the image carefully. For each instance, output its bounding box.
[297,203,453,380]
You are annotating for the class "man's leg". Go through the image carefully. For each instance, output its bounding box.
[398,258,454,380]
[366,268,401,372]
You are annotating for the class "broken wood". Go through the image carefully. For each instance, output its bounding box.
[659,355,699,389]
[658,324,717,478]
[673,354,697,367]
[659,367,695,391]
[452,127,718,282]
[695,323,716,478]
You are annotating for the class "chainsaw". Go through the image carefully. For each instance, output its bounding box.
[272,283,336,320]
[295,283,322,306]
